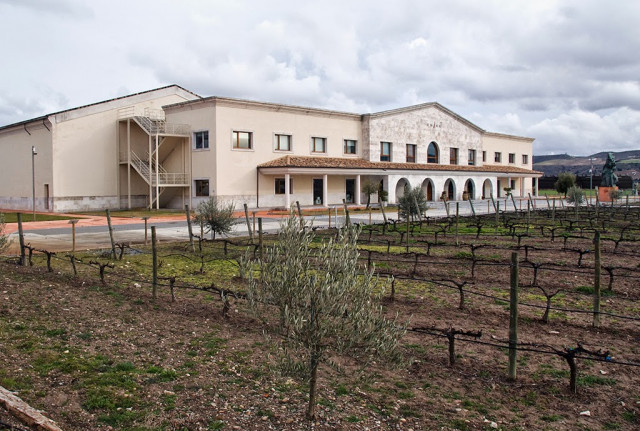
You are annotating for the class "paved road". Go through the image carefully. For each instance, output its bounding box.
[3,198,553,253]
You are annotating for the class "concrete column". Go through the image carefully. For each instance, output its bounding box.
[323,174,328,207]
[285,173,291,209]
[355,174,361,205]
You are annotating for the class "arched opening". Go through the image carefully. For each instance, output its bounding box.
[421,178,435,201]
[395,178,410,200]
[463,179,475,200]
[482,179,493,199]
[443,178,456,201]
[427,142,439,164]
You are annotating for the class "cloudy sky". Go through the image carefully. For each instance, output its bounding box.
[1,0,639,156]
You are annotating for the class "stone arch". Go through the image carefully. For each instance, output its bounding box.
[421,178,435,201]
[443,178,456,201]
[463,179,475,200]
[395,178,410,200]
[427,142,439,164]
[482,179,493,199]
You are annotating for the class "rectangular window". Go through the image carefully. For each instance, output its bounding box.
[380,142,391,161]
[274,134,291,151]
[522,154,529,164]
[194,131,209,150]
[344,139,357,154]
[311,137,326,153]
[450,147,458,165]
[482,151,486,162]
[468,149,476,166]
[406,144,416,163]
[275,178,293,194]
[509,153,516,164]
[494,152,502,163]
[195,179,209,197]
[232,131,252,149]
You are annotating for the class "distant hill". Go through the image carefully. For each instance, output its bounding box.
[533,150,640,178]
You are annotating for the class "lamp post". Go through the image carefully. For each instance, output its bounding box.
[32,145,37,221]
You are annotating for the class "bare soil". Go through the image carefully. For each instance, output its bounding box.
[1,218,639,430]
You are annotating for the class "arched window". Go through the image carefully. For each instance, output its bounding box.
[427,142,439,163]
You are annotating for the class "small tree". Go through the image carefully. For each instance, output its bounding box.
[361,180,379,209]
[398,185,427,220]
[0,214,8,253]
[566,186,585,218]
[555,172,577,197]
[608,188,622,205]
[192,197,238,239]
[242,214,404,420]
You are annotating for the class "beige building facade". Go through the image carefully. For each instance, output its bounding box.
[0,85,540,212]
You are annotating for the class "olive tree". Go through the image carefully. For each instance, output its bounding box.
[566,186,585,218]
[398,185,427,220]
[242,214,404,420]
[361,180,379,209]
[192,197,238,239]
[555,172,577,197]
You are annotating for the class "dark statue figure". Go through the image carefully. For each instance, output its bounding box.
[600,153,618,187]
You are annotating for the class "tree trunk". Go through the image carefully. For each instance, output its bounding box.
[307,351,320,420]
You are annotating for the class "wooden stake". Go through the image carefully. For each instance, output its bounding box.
[69,219,79,252]
[152,226,157,300]
[508,251,519,381]
[185,204,194,251]
[106,209,116,260]
[17,213,25,266]
[142,216,150,245]
[258,218,264,260]
[455,202,459,246]
[244,203,254,243]
[593,231,601,327]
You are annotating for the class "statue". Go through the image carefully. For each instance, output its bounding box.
[600,153,618,187]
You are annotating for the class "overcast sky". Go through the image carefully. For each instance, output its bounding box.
[1,0,639,156]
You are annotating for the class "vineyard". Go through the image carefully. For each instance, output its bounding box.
[1,203,640,430]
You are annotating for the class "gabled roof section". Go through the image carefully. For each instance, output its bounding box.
[259,156,542,175]
[164,95,362,120]
[0,85,201,132]
[367,102,486,133]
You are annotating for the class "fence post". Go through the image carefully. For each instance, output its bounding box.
[142,216,150,246]
[593,231,601,327]
[17,213,25,266]
[258,218,264,260]
[106,209,116,260]
[244,203,254,243]
[185,204,194,251]
[69,219,79,252]
[152,226,157,301]
[528,192,536,210]
[508,251,519,381]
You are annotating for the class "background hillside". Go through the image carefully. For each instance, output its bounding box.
[533,150,640,180]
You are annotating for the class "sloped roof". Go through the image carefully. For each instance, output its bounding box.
[0,85,201,132]
[258,155,542,175]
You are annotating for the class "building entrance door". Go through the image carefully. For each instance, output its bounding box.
[345,179,354,203]
[313,179,323,205]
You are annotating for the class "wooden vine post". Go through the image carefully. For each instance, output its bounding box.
[455,202,460,247]
[378,196,387,224]
[152,226,158,301]
[258,217,264,260]
[17,212,25,266]
[244,203,254,243]
[185,204,194,251]
[406,212,410,252]
[69,219,79,252]
[343,199,351,227]
[296,200,304,226]
[141,216,150,245]
[508,251,519,381]
[106,209,117,260]
[495,201,500,234]
[593,231,601,327]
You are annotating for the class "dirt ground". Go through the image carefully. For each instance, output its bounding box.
[1,218,639,430]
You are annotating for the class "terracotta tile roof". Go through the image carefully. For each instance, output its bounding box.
[258,156,542,175]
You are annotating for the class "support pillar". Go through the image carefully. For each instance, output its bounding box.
[285,173,291,209]
[355,174,361,206]
[323,174,328,207]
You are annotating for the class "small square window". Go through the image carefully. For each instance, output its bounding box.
[495,152,502,163]
[406,144,416,163]
[274,134,291,151]
[450,148,458,165]
[344,139,357,154]
[232,131,252,149]
[312,137,326,153]
[522,154,529,164]
[380,142,391,162]
[275,178,293,194]
[194,131,209,150]
[195,179,209,197]
[468,149,476,166]
[509,153,516,164]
